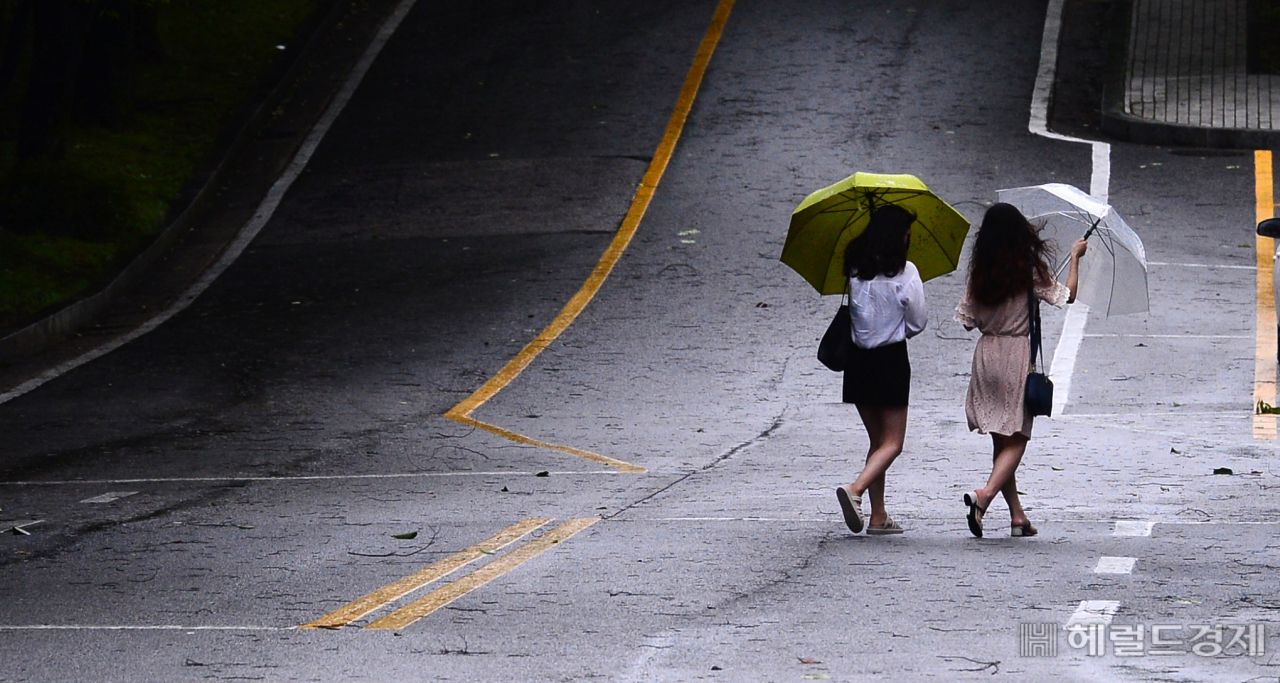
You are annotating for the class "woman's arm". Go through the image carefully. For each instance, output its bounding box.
[903,270,927,338]
[1065,238,1088,303]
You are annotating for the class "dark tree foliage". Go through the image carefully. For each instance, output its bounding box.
[76,0,138,126]
[4,0,166,161]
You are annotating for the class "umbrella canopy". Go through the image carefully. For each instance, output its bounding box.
[997,183,1148,317]
[781,172,971,295]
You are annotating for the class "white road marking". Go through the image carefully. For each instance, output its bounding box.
[0,0,422,408]
[1031,0,1112,413]
[1148,261,1256,270]
[79,491,139,504]
[1030,0,1111,201]
[0,471,621,486]
[1066,600,1121,627]
[1082,333,1250,339]
[0,625,292,631]
[1050,303,1090,415]
[1113,520,1155,536]
[1060,410,1247,417]
[624,517,812,522]
[1094,556,1137,574]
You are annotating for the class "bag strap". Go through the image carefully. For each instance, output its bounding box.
[1027,288,1045,371]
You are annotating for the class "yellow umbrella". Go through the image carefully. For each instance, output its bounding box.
[781,172,970,294]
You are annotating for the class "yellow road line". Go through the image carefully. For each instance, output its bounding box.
[449,414,645,473]
[444,0,738,473]
[1255,150,1276,440]
[300,518,552,629]
[365,518,599,630]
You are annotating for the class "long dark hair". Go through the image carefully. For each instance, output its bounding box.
[966,202,1053,305]
[843,204,915,281]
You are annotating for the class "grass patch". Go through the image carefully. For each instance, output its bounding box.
[0,0,317,330]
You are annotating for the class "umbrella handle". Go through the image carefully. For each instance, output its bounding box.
[1082,217,1100,241]
[1054,217,1101,279]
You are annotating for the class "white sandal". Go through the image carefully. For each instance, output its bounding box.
[836,484,864,534]
[866,515,905,535]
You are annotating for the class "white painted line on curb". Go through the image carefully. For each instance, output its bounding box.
[79,491,138,504]
[1050,303,1090,415]
[1031,0,1111,414]
[0,0,422,408]
[1094,556,1137,574]
[1029,0,1112,199]
[1113,520,1155,536]
[1066,600,1121,627]
[1,470,622,486]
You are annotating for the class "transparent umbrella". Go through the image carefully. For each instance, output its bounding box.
[997,183,1149,317]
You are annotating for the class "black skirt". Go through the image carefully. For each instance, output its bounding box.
[842,340,911,406]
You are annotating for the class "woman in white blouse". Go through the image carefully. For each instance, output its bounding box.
[835,204,927,536]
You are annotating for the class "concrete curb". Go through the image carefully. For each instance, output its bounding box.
[1099,0,1280,150]
[0,0,348,362]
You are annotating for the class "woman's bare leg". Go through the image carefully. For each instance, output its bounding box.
[852,405,907,526]
[972,432,1029,526]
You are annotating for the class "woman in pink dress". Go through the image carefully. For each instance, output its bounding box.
[954,203,1087,538]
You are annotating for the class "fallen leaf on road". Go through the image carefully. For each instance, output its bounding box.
[392,531,418,540]
[480,549,495,555]
[802,675,831,680]
[535,471,550,477]
[232,524,255,530]
[1051,466,1064,471]
[798,657,821,664]
[1170,448,1181,454]
[1213,467,1233,475]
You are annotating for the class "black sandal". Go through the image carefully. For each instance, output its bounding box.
[963,491,987,538]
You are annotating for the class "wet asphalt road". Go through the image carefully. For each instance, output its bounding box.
[1,1,1278,681]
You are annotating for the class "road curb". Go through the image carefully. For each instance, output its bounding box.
[1099,0,1280,150]
[0,0,350,362]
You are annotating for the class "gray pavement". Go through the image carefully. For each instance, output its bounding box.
[1,1,1279,682]
[1107,0,1280,146]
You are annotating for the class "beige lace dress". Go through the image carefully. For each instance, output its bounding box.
[954,277,1070,437]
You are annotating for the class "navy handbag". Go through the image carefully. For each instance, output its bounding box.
[1025,289,1053,417]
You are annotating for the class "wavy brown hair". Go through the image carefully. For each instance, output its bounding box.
[966,203,1053,305]
[843,204,915,281]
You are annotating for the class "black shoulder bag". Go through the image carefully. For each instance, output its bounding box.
[817,287,853,372]
[1024,289,1053,416]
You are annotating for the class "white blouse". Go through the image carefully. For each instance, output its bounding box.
[847,261,927,349]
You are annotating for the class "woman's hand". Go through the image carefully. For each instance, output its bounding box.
[1071,238,1088,259]
[1065,239,1087,302]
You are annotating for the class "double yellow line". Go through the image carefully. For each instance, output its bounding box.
[302,518,597,631]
